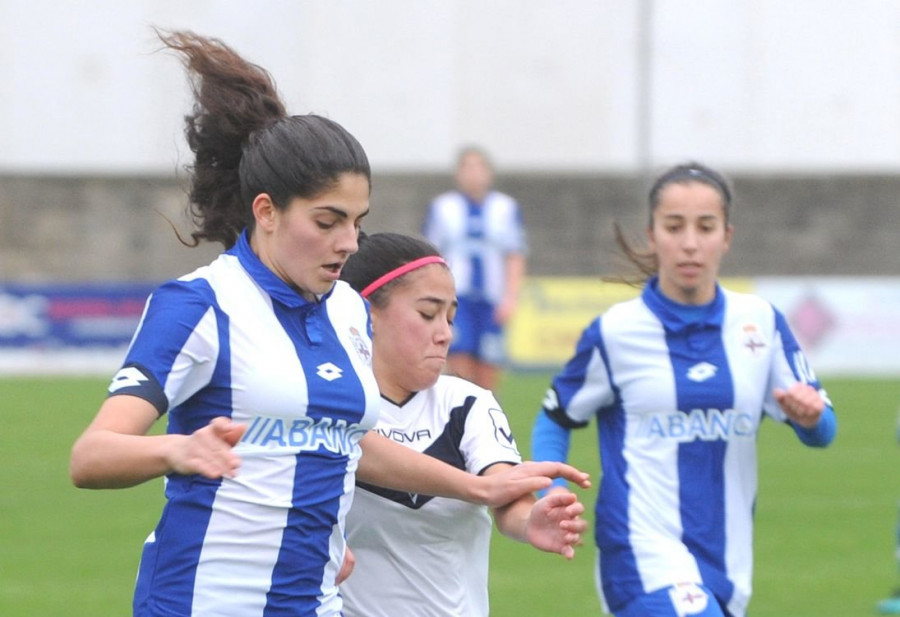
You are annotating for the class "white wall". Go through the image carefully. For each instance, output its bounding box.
[1,0,898,173]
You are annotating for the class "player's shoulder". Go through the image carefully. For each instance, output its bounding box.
[720,287,777,320]
[430,191,467,209]
[601,294,652,328]
[484,190,520,212]
[432,374,498,406]
[153,260,222,308]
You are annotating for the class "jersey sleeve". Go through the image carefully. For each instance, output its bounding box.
[458,388,522,475]
[107,279,220,415]
[762,307,833,421]
[504,200,528,255]
[422,201,443,249]
[541,316,615,428]
[762,307,836,446]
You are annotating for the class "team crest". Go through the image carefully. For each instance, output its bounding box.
[668,582,709,616]
[348,326,371,362]
[488,408,520,455]
[741,323,766,355]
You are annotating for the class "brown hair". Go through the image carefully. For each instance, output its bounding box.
[158,30,370,249]
[612,162,733,285]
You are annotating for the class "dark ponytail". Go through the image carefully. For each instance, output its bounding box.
[158,30,370,249]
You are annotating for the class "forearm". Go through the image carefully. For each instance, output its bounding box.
[531,410,572,493]
[356,432,486,503]
[503,253,526,304]
[493,494,537,543]
[790,405,837,447]
[70,430,180,489]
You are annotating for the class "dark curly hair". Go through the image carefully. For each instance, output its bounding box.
[158,30,371,249]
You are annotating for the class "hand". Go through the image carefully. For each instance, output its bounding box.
[336,546,355,585]
[167,417,246,479]
[524,489,587,560]
[493,297,516,325]
[478,461,591,509]
[773,383,825,429]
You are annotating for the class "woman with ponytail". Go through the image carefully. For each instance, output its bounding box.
[69,31,588,617]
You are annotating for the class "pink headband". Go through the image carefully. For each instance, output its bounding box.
[360,255,447,298]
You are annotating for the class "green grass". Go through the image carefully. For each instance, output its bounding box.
[2,374,899,615]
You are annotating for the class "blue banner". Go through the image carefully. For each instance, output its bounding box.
[0,283,158,349]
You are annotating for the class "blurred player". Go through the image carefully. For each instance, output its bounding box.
[423,146,527,391]
[531,162,837,617]
[339,232,587,617]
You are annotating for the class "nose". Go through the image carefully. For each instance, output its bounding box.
[337,224,360,256]
[435,316,453,345]
[682,227,699,252]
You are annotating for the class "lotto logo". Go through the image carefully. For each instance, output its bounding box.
[109,366,149,392]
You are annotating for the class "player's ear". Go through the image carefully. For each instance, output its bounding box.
[723,223,734,253]
[252,194,278,232]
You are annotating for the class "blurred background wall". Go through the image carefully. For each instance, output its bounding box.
[2,0,899,281]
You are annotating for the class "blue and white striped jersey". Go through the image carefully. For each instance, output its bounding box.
[539,279,833,617]
[108,231,381,617]
[423,190,526,304]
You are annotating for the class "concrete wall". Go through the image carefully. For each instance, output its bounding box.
[3,173,899,283]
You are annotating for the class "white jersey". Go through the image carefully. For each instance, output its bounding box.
[423,190,527,304]
[111,232,381,617]
[542,280,830,617]
[341,375,522,617]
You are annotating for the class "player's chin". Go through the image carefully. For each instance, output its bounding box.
[418,362,444,387]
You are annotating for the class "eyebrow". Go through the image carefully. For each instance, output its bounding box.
[417,296,458,308]
[660,213,720,221]
[315,205,370,220]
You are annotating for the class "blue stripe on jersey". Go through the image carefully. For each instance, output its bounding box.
[596,401,644,605]
[589,324,643,607]
[134,481,223,616]
[665,325,735,604]
[773,309,804,380]
[647,283,735,605]
[266,458,347,616]
[121,279,221,416]
[272,302,363,424]
[466,199,485,295]
[258,300,367,611]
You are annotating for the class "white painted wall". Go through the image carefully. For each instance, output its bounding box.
[1,1,897,173]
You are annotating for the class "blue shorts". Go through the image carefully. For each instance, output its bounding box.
[450,296,505,364]
[616,584,729,617]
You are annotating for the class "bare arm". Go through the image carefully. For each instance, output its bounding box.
[70,395,245,489]
[488,466,587,559]
[356,432,590,509]
[495,253,526,325]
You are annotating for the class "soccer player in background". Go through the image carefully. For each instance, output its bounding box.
[423,146,527,392]
[338,232,587,617]
[530,162,837,617]
[68,31,590,617]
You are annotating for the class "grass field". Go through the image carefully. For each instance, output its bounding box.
[2,373,899,616]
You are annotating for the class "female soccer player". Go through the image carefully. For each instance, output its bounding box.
[68,31,589,617]
[423,146,527,391]
[338,232,587,617]
[531,162,837,617]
